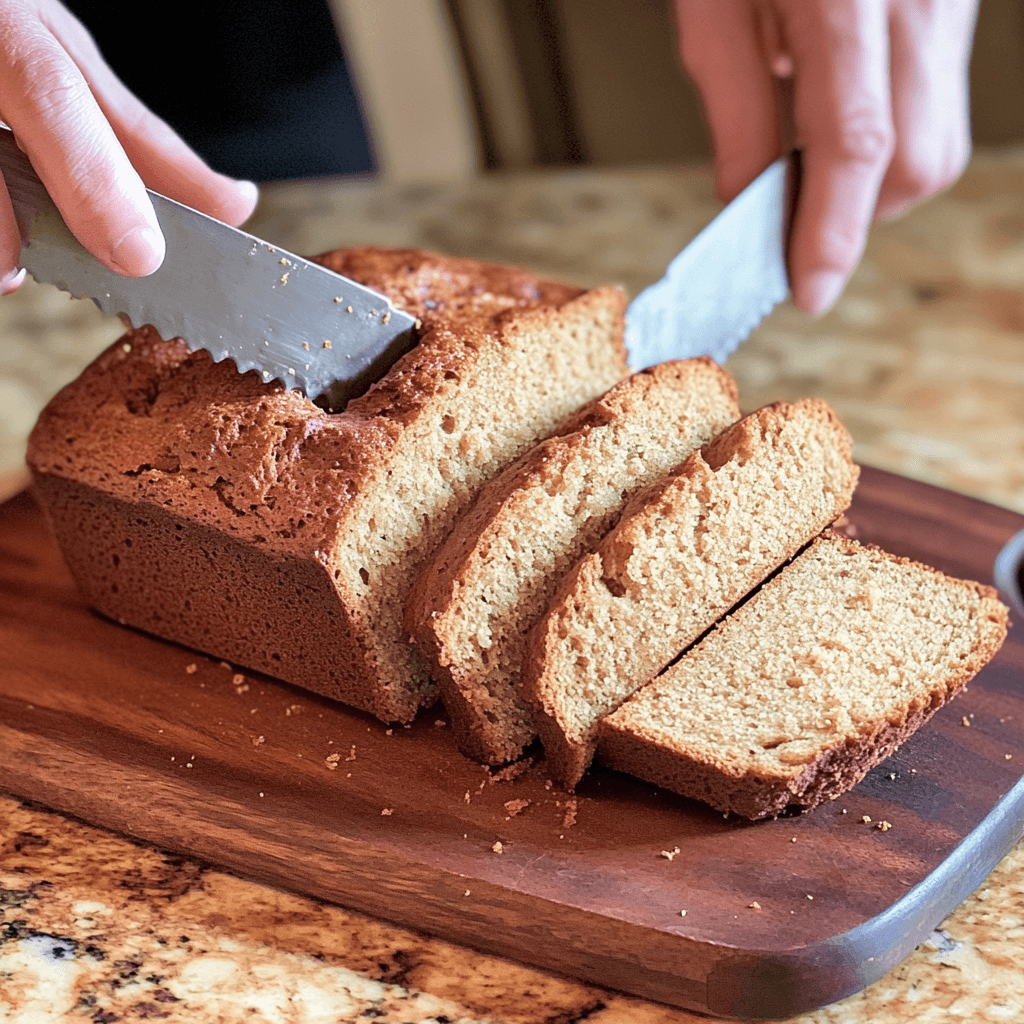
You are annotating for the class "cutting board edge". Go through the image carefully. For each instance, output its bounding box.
[4,709,1024,1019]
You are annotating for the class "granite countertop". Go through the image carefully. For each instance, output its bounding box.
[3,154,1024,1022]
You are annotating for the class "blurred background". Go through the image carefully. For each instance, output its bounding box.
[60,0,1024,182]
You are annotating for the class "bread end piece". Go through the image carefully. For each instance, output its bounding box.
[598,533,1010,819]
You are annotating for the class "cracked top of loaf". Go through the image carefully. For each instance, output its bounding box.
[27,246,610,560]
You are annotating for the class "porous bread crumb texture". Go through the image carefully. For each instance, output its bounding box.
[598,533,1009,819]
[27,247,628,723]
[524,398,860,789]
[405,358,740,765]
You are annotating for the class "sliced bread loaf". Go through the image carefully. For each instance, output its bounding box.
[405,358,740,764]
[598,533,1009,818]
[28,247,629,723]
[523,399,860,789]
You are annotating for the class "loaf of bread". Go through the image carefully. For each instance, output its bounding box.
[523,399,861,789]
[405,358,740,765]
[27,247,629,723]
[598,532,1009,818]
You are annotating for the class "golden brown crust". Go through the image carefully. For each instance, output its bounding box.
[28,246,629,723]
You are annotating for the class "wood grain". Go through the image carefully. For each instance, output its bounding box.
[1,466,1023,1019]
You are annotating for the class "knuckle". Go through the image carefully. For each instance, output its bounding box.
[889,140,970,204]
[6,47,91,122]
[830,117,895,169]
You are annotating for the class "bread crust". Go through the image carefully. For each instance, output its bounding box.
[28,247,628,722]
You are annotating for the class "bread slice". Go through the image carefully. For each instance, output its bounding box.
[405,359,740,764]
[27,247,628,723]
[523,399,860,789]
[598,533,1009,818]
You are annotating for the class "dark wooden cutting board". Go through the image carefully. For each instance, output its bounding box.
[2,466,1023,1019]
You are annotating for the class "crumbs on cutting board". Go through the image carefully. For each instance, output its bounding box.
[503,799,530,819]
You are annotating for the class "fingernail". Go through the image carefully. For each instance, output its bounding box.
[0,267,26,295]
[236,180,260,208]
[800,270,846,316]
[110,225,165,277]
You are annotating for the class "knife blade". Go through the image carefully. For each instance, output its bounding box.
[0,125,416,411]
[625,153,797,369]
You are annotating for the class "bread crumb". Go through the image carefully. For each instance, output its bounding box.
[504,799,530,818]
[323,340,332,349]
[888,773,896,780]
[962,716,971,727]
[911,769,918,774]
[492,841,503,854]
[325,753,341,771]
[1006,754,1014,760]
[381,808,393,816]
[806,894,814,900]
[252,736,265,747]
[346,305,354,314]
[660,847,681,861]
[435,719,447,727]
[488,759,533,783]
[285,705,301,716]
[748,902,761,910]
[464,890,470,896]
[345,746,357,762]
[385,729,393,736]
[861,815,872,824]
[185,663,197,674]
[875,820,893,832]
[220,662,232,670]
[790,837,797,843]
[679,910,686,917]
[464,791,471,804]
[562,798,578,830]
[233,674,245,686]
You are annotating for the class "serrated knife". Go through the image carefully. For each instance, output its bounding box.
[625,153,797,368]
[0,125,416,410]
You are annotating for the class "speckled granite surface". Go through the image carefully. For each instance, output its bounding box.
[3,154,1024,1021]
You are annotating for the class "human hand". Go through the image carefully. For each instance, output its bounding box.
[675,0,978,314]
[0,0,259,295]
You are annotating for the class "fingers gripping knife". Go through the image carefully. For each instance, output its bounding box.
[0,125,416,411]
